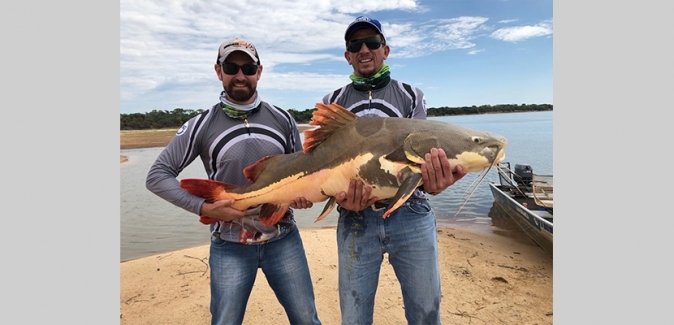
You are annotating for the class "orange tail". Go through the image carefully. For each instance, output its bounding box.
[180,178,230,201]
[180,178,233,225]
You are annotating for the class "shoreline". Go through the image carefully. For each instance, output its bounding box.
[120,226,552,325]
[120,125,315,162]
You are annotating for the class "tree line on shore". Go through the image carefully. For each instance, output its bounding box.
[120,103,552,130]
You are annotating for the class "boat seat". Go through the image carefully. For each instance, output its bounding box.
[532,175,553,208]
[531,210,553,218]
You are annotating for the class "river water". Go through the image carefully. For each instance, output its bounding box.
[120,111,552,261]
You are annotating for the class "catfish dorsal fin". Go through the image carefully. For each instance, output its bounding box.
[303,102,357,153]
[243,155,276,182]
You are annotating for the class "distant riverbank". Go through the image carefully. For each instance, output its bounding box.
[120,125,314,162]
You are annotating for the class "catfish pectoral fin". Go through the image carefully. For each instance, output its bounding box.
[259,203,290,226]
[180,179,234,225]
[403,133,441,164]
[200,216,219,225]
[382,169,423,219]
[315,197,337,223]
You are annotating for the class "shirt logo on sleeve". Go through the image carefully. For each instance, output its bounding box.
[176,122,188,136]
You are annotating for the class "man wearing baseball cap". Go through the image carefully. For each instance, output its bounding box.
[147,37,321,325]
[343,15,386,43]
[217,37,260,65]
[322,16,467,324]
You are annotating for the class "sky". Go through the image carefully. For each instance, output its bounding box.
[120,0,552,115]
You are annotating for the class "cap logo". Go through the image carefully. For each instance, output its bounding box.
[222,40,257,56]
[345,16,384,41]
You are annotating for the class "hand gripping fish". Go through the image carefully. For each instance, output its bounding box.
[180,102,507,226]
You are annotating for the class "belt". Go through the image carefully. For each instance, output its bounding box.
[371,198,426,211]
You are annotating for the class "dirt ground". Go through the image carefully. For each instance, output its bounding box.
[120,227,552,325]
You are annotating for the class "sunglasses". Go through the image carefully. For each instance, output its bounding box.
[221,62,259,76]
[346,37,384,53]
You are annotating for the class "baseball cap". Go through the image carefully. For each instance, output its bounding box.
[217,37,260,65]
[344,16,385,42]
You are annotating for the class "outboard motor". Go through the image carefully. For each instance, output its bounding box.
[514,164,533,186]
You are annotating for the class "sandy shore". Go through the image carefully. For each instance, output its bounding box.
[120,125,315,162]
[120,227,552,324]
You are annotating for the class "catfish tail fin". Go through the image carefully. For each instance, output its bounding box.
[180,178,236,225]
[180,178,231,202]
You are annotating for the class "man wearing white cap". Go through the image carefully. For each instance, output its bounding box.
[147,37,321,325]
[322,16,467,324]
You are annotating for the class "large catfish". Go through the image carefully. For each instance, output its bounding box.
[180,102,507,226]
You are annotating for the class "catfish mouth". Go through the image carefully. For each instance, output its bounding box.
[495,149,506,164]
[454,136,507,173]
[495,138,508,164]
[480,145,506,164]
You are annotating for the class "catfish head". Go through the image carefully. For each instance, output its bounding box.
[401,121,507,173]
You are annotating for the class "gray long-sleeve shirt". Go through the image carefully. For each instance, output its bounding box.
[146,101,302,244]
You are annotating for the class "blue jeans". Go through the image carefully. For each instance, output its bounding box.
[209,226,321,325]
[337,200,441,325]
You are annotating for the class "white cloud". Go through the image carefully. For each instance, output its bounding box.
[490,20,553,42]
[262,72,348,91]
[389,17,490,58]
